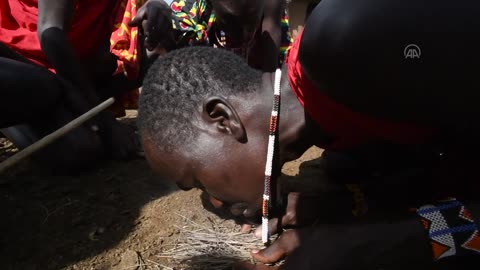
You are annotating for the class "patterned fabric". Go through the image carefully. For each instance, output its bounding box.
[110,0,146,80]
[169,0,292,63]
[170,0,215,46]
[416,198,480,260]
[109,0,145,114]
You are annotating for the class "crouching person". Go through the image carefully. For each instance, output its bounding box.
[138,0,480,268]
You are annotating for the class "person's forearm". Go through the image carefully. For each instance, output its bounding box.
[260,0,283,72]
[357,214,434,269]
[360,200,480,269]
[39,26,124,140]
[279,216,434,270]
[39,27,99,107]
[260,23,281,72]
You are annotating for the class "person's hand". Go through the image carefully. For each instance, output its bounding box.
[129,0,175,51]
[236,218,433,270]
[98,115,139,160]
[210,190,353,236]
[231,228,304,270]
[253,191,353,238]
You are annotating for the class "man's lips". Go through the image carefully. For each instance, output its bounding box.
[209,196,260,220]
[209,195,224,209]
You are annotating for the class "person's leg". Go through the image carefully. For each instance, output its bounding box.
[0,57,64,127]
[0,49,104,172]
[29,101,105,173]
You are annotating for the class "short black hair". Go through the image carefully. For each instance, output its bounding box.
[138,46,262,152]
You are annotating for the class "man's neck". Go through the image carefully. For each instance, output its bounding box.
[276,66,313,163]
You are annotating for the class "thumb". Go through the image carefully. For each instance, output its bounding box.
[251,242,286,264]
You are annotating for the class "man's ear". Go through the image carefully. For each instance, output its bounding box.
[202,96,247,143]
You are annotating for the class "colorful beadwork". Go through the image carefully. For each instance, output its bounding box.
[416,198,480,260]
[262,69,282,244]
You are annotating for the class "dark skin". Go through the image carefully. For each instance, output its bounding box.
[141,66,453,269]
[1,0,170,165]
[142,0,480,268]
[129,0,176,53]
[36,0,143,160]
[154,0,284,72]
[143,69,307,213]
[0,41,107,169]
[210,0,284,72]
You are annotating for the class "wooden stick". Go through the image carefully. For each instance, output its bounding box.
[0,97,115,174]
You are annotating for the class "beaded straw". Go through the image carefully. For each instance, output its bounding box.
[262,68,282,244]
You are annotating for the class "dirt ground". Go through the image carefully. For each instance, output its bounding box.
[0,111,325,270]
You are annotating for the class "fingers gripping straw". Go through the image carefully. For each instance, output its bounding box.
[262,68,282,244]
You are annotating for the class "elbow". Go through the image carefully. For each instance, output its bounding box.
[36,20,50,43]
[262,18,282,44]
[37,25,66,50]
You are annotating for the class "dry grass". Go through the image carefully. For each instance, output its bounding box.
[157,214,282,270]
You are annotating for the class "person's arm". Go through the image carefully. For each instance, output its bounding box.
[37,0,99,108]
[260,0,283,72]
[129,0,176,52]
[236,200,480,270]
[235,215,432,270]
[37,0,139,159]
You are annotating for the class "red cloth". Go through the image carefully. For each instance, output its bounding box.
[286,30,435,149]
[0,0,118,72]
[110,0,145,80]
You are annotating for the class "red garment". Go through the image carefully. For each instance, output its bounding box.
[110,0,145,80]
[286,30,435,149]
[0,0,119,72]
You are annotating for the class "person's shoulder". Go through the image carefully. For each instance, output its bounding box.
[264,0,284,17]
[265,0,285,8]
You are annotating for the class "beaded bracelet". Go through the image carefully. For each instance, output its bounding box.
[415,198,480,260]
